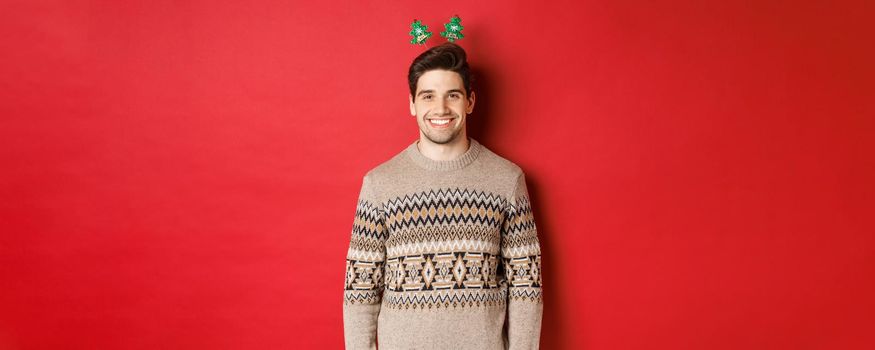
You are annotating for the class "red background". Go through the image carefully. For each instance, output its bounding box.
[1,0,873,349]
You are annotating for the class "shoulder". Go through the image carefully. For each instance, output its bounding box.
[359,144,410,185]
[477,142,525,180]
[475,142,527,199]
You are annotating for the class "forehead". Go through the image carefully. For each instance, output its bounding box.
[416,69,464,92]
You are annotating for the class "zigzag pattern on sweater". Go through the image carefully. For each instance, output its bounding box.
[343,290,381,305]
[346,198,388,261]
[509,286,542,301]
[382,288,507,309]
[387,223,500,246]
[502,196,536,240]
[384,188,507,231]
[345,184,544,309]
[386,238,496,257]
[501,195,542,258]
[351,199,387,241]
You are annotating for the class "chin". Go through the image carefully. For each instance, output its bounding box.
[425,132,462,145]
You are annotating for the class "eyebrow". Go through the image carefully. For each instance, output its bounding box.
[417,89,465,97]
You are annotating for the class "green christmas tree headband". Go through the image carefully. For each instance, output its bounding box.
[409,15,464,45]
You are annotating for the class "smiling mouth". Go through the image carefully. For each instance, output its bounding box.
[427,117,456,128]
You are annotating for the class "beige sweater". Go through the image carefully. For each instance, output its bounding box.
[343,138,543,349]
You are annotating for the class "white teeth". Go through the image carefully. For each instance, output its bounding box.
[431,119,450,125]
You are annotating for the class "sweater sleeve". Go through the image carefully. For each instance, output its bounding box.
[501,171,544,349]
[343,174,388,350]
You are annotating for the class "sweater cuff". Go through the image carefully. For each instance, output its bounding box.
[507,297,543,349]
[343,302,380,350]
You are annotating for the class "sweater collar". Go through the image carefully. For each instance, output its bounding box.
[406,137,482,171]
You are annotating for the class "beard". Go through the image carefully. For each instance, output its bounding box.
[420,114,463,145]
[423,127,462,144]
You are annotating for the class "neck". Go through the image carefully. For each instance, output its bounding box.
[416,135,470,161]
[407,137,481,172]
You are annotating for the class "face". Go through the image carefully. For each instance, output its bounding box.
[409,69,475,145]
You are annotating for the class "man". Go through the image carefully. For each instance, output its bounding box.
[343,42,543,349]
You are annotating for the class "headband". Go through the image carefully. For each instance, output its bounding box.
[409,15,464,45]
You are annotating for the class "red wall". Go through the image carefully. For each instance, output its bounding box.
[1,1,872,349]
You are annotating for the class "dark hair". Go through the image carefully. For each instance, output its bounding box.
[407,42,472,98]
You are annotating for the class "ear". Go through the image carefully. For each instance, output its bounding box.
[466,91,476,114]
[409,94,416,116]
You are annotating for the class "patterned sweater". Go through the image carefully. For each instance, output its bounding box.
[343,138,543,349]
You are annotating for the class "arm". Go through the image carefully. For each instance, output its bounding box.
[343,174,387,350]
[502,171,544,349]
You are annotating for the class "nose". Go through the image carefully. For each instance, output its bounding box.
[436,98,451,114]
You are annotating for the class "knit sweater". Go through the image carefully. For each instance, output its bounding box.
[342,138,543,349]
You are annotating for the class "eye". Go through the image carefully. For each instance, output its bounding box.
[422,94,433,101]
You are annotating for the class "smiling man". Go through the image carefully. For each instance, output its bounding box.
[343,42,543,349]
[410,66,473,152]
